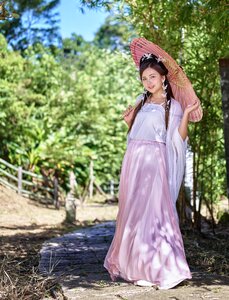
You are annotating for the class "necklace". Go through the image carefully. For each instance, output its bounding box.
[146,96,166,105]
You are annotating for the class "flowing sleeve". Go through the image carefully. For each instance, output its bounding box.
[166,99,188,215]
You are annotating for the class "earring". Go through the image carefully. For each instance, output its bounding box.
[162,80,168,98]
[143,88,148,98]
[142,88,147,106]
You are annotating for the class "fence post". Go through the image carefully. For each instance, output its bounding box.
[18,167,22,194]
[65,171,77,223]
[110,179,114,199]
[53,177,59,209]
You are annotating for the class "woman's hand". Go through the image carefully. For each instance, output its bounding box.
[184,101,199,116]
[178,101,199,141]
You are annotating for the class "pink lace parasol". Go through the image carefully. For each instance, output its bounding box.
[130,37,203,122]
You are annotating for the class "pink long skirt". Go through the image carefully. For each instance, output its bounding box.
[104,139,192,289]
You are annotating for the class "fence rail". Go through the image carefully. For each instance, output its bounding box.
[101,180,119,196]
[0,158,59,208]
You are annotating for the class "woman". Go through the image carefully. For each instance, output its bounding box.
[104,38,201,290]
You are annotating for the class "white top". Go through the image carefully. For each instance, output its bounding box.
[126,96,188,217]
[128,103,166,144]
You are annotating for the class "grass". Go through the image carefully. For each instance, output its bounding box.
[0,230,62,300]
[0,221,108,300]
[182,226,229,276]
[0,256,63,300]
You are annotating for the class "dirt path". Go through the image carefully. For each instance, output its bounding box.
[0,185,118,299]
[39,222,229,300]
[0,185,118,236]
[1,185,228,299]
[59,274,229,300]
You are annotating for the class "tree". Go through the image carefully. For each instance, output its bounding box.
[93,16,135,50]
[0,1,19,19]
[0,0,61,51]
[0,34,142,190]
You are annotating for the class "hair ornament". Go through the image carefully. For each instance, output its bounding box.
[141,53,153,61]
[141,53,167,66]
[156,55,166,63]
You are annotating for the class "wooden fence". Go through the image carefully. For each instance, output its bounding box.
[87,160,119,200]
[0,158,59,208]
[101,180,119,198]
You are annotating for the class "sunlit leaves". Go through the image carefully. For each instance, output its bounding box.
[0,35,143,187]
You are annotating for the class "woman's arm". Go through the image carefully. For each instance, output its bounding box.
[178,101,200,141]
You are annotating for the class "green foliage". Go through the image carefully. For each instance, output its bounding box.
[180,25,227,203]
[217,210,229,225]
[0,34,141,188]
[93,16,135,50]
[62,33,91,55]
[45,46,141,185]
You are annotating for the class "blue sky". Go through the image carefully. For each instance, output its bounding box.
[59,0,109,41]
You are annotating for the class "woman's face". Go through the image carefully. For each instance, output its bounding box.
[141,67,165,98]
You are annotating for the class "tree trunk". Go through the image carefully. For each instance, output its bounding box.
[219,58,229,203]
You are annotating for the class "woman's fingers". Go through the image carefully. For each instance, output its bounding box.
[186,101,199,112]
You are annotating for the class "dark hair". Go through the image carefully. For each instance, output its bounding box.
[128,55,174,133]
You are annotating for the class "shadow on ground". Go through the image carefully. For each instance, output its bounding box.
[1,220,228,300]
[38,222,229,300]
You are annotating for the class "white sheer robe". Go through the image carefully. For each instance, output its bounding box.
[127,95,187,214]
